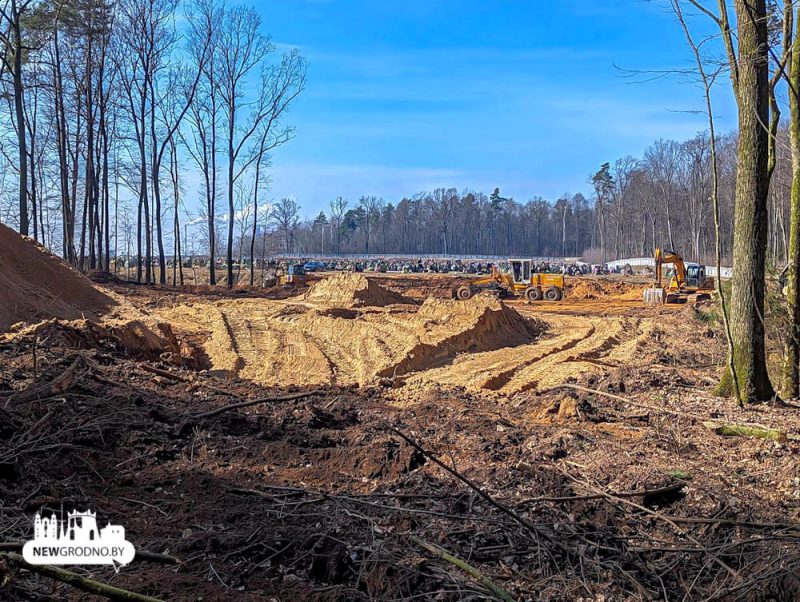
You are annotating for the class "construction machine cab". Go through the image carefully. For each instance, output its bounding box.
[685,263,705,288]
[509,259,533,284]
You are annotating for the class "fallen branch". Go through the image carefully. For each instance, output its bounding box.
[133,550,182,565]
[141,364,241,397]
[1,551,163,601]
[703,421,793,442]
[191,389,325,419]
[545,383,687,418]
[388,427,561,548]
[514,481,685,506]
[6,356,85,406]
[141,364,189,382]
[412,536,517,602]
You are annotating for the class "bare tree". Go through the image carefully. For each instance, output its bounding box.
[0,0,38,236]
[217,4,269,287]
[329,196,347,254]
[270,197,299,254]
[425,187,458,255]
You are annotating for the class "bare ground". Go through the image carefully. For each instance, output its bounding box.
[1,274,800,601]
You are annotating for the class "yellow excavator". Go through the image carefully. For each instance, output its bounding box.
[643,248,715,305]
[453,259,565,302]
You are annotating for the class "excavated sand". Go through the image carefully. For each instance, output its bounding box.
[565,278,643,301]
[0,224,114,331]
[160,293,545,387]
[300,273,411,307]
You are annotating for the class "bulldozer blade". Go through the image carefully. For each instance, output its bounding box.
[643,287,666,306]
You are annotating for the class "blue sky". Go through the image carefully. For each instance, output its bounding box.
[252,0,738,218]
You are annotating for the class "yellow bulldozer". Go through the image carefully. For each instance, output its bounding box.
[453,259,565,302]
[643,248,715,305]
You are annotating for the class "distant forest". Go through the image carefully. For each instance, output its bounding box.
[0,0,795,285]
[275,129,787,266]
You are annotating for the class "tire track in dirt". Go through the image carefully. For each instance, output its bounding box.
[153,277,654,395]
[402,313,644,396]
[401,315,595,391]
[495,315,630,394]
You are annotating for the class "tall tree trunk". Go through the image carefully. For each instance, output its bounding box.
[150,81,167,285]
[782,4,800,398]
[720,0,774,403]
[226,104,235,288]
[249,145,264,287]
[209,71,218,286]
[11,0,28,236]
[170,139,184,286]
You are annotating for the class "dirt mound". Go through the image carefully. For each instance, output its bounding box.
[565,278,643,301]
[161,295,544,388]
[380,296,544,377]
[0,224,114,331]
[301,273,412,307]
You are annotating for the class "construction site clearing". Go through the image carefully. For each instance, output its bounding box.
[2,226,800,601]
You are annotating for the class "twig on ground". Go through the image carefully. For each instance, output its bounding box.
[514,481,685,506]
[191,389,325,419]
[6,356,85,407]
[119,497,169,517]
[412,536,517,602]
[1,551,163,601]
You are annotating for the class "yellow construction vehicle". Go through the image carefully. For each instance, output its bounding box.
[277,264,306,286]
[452,259,565,302]
[643,248,715,305]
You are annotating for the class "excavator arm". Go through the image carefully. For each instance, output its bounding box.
[654,248,687,290]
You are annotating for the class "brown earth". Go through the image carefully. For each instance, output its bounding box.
[301,273,412,307]
[563,276,645,301]
[0,224,114,331]
[158,284,545,388]
[2,260,800,601]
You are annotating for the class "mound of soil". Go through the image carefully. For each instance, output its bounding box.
[381,296,545,377]
[301,273,412,307]
[565,278,643,301]
[0,224,114,331]
[161,295,544,388]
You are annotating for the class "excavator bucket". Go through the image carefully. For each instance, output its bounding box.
[643,287,666,306]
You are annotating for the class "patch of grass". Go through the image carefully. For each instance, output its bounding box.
[668,469,692,481]
[691,304,718,325]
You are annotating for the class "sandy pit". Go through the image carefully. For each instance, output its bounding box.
[151,274,660,395]
[0,224,115,331]
[161,282,545,387]
[563,277,645,301]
